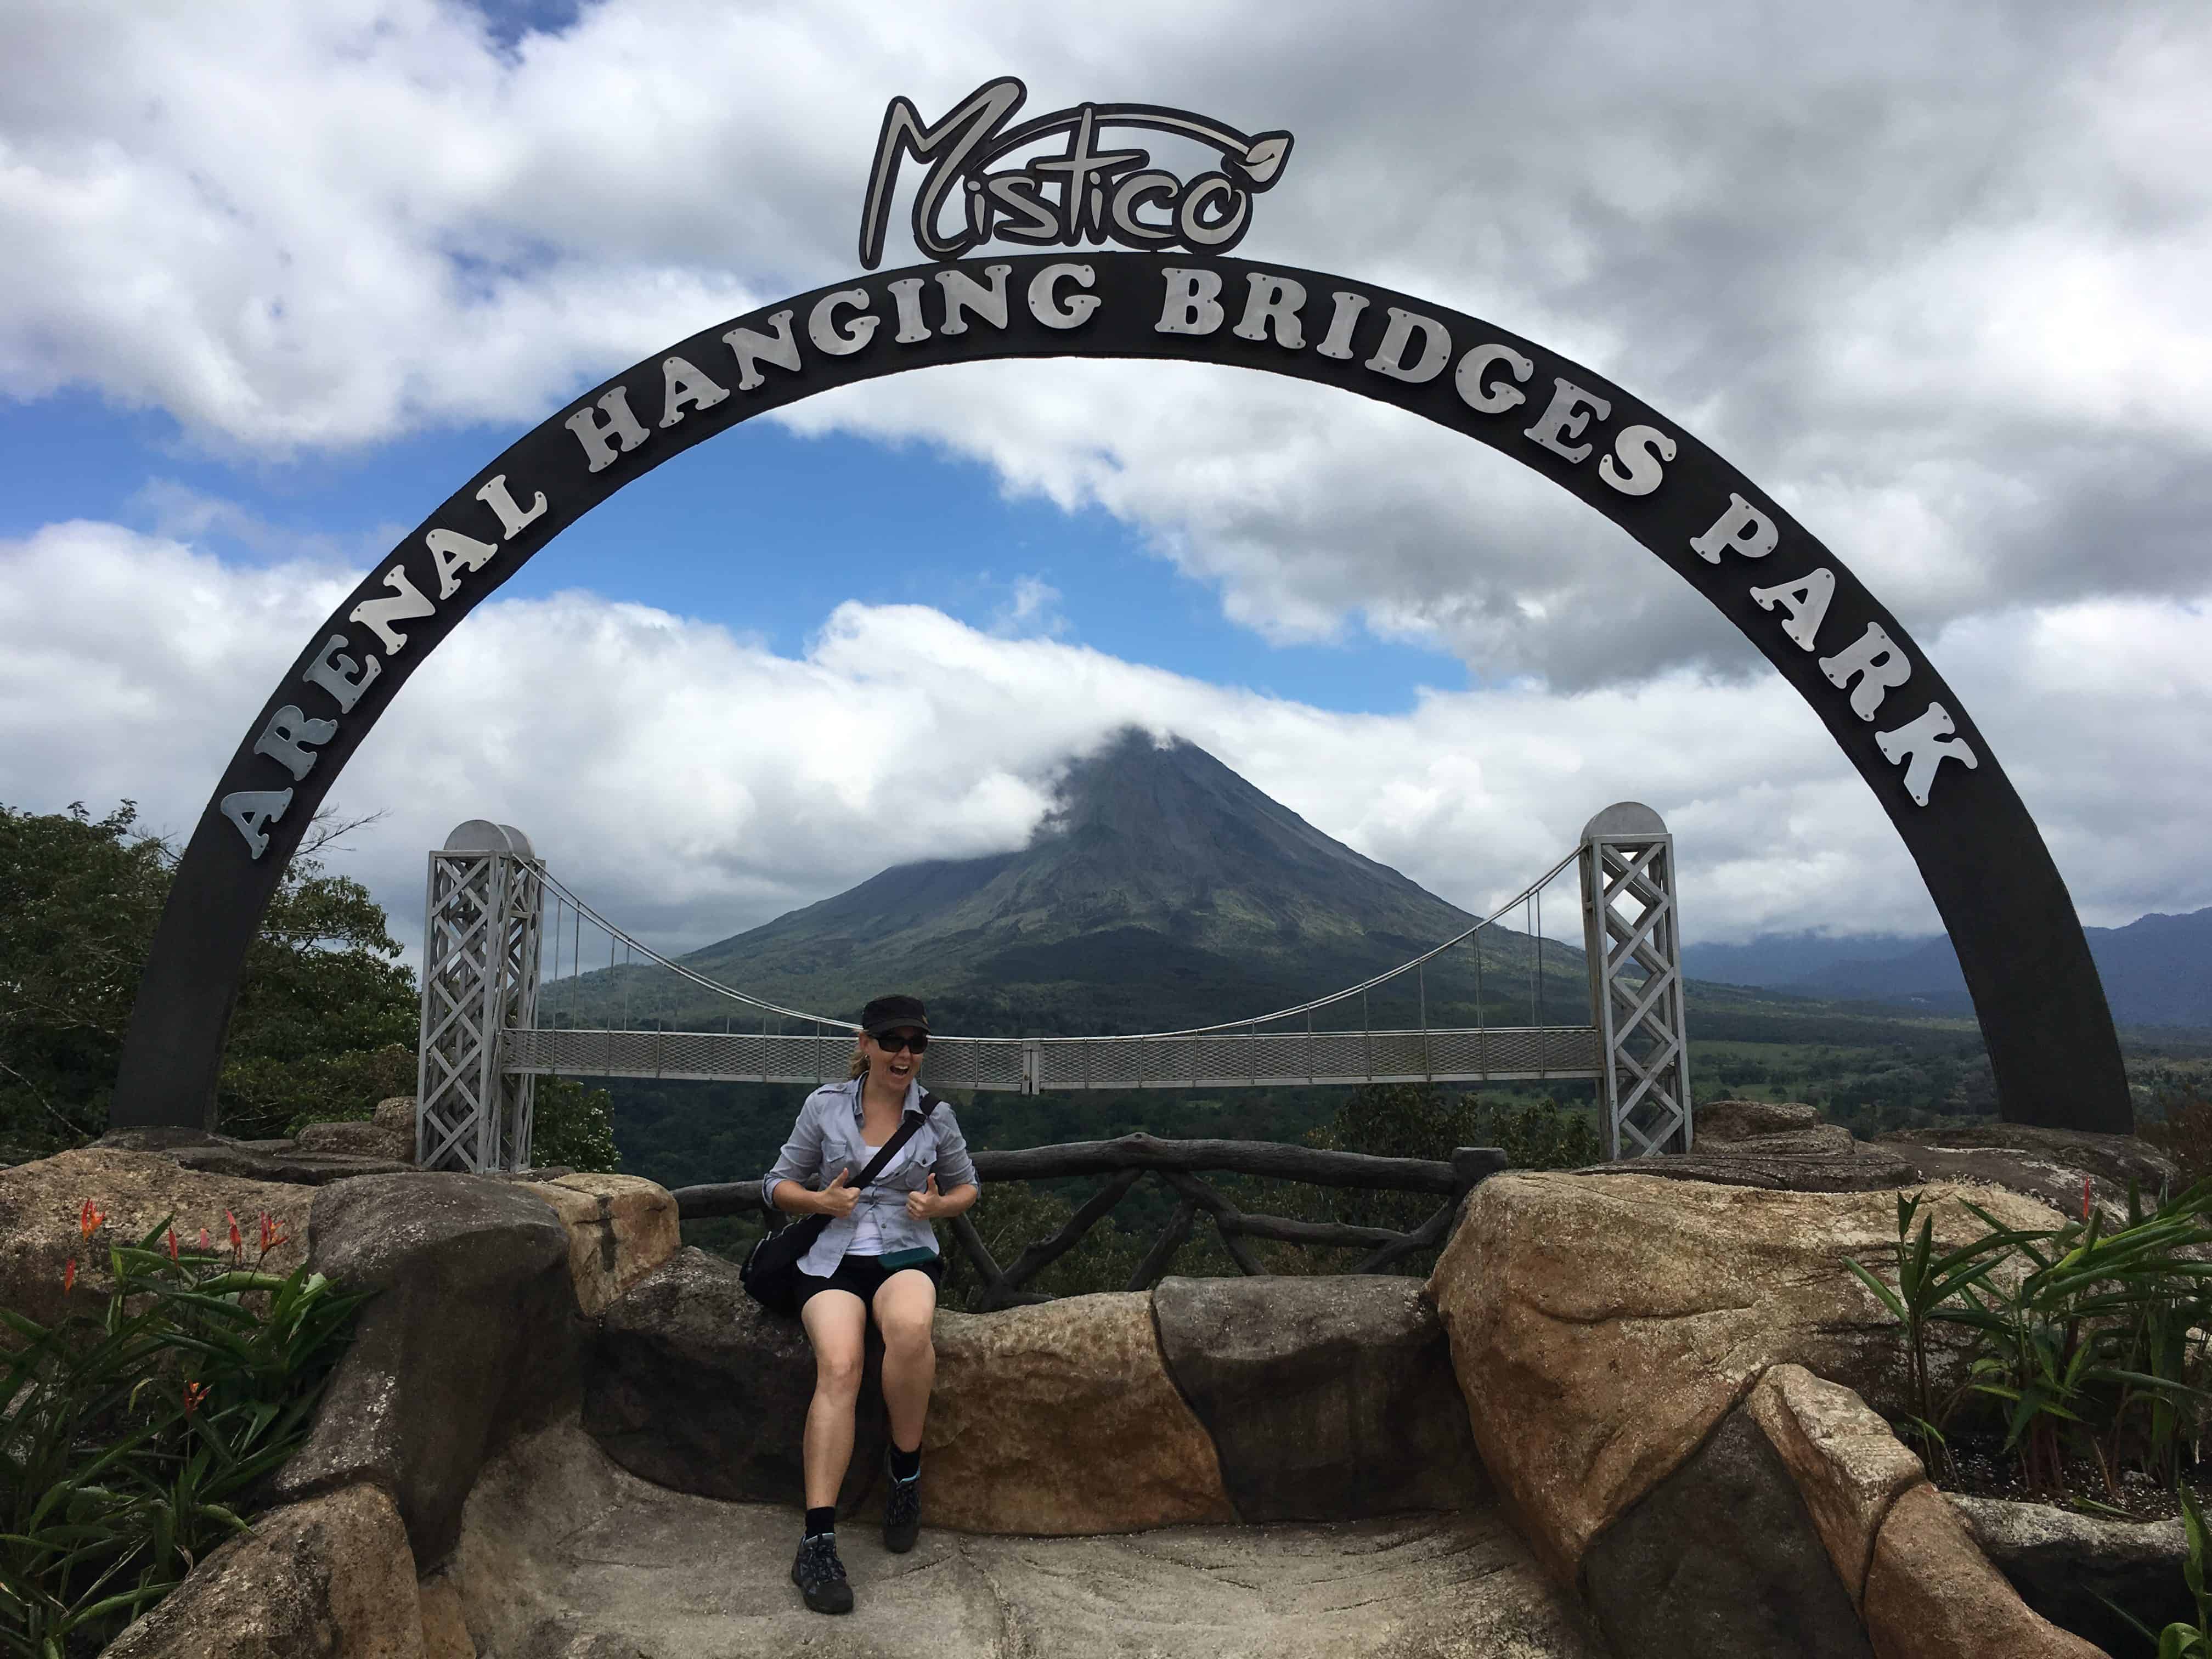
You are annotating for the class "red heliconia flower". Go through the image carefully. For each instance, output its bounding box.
[225,1210,242,1256]
[167,1226,180,1262]
[182,1380,210,1416]
[63,1257,75,1294]
[77,1198,105,1241]
[2082,1176,2094,1222]
[198,1227,210,1250]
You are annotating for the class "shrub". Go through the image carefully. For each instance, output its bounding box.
[1848,1180,2212,1502]
[0,1204,366,1656]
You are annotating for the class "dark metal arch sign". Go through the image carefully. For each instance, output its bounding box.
[109,246,2131,1134]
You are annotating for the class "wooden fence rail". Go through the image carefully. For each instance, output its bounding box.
[670,1133,1508,1311]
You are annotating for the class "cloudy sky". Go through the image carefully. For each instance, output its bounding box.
[3,0,2207,973]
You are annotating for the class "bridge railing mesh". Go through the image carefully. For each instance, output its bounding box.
[502,1023,1600,1091]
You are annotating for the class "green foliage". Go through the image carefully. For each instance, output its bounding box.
[1842,1194,2027,1471]
[274,1045,418,1139]
[0,1206,367,1656]
[531,1077,620,1174]
[0,802,416,1153]
[1306,1084,1601,1231]
[1849,1181,2212,1503]
[1950,1184,2212,1498]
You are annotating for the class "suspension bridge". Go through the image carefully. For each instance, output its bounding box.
[414,802,1691,1175]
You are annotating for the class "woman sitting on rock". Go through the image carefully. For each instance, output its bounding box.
[760,994,981,1615]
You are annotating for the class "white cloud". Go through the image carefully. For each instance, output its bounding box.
[989,575,1067,639]
[4,523,2207,996]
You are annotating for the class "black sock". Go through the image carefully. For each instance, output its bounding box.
[804,1505,836,1538]
[889,1444,920,1483]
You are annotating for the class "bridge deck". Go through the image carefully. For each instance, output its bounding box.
[502,1024,1601,1091]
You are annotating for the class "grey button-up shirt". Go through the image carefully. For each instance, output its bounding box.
[761,1077,981,1278]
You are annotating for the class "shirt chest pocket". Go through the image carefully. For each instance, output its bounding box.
[840,1126,934,1194]
[876,1135,936,1195]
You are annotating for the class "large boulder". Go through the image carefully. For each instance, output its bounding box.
[1426,1170,2055,1581]
[273,1173,582,1568]
[1881,1124,2180,1220]
[1595,1141,1920,1193]
[584,1246,892,1513]
[0,1148,307,1330]
[1150,1274,1485,1522]
[926,1292,1237,1535]
[1861,1483,2104,1658]
[1698,1099,1822,1141]
[1951,1492,2190,1655]
[1744,1363,1927,1606]
[416,1572,475,1659]
[98,1126,411,1186]
[588,1255,1234,1536]
[525,1172,680,1316]
[1582,1406,1872,1658]
[103,1483,422,1658]
[297,1119,414,1164]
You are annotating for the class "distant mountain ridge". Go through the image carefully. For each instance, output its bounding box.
[1685,910,2212,1029]
[545,728,2208,1039]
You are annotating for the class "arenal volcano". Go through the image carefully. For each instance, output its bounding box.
[564,729,1587,1036]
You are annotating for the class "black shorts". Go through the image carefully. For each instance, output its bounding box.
[794,1251,944,1312]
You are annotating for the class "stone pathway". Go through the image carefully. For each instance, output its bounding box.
[456,1419,1604,1658]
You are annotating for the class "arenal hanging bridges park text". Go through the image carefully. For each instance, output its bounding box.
[222,279,1979,861]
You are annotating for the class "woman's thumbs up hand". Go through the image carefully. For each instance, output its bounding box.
[818,1167,860,1218]
[906,1173,943,1220]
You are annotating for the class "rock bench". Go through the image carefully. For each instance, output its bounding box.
[1,1116,2176,1657]
[585,1250,1484,1531]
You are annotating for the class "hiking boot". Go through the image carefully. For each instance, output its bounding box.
[792,1532,853,1614]
[884,1464,922,1554]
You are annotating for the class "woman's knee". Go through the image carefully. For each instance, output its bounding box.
[871,1300,933,1362]
[878,1308,934,1360]
[814,1344,865,1397]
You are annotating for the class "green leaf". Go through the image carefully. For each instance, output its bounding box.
[1842,1257,1908,1324]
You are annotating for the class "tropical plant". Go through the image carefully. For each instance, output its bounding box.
[0,1203,367,1657]
[1849,1178,2212,1500]
[1842,1192,2030,1471]
[1945,1183,2212,1498]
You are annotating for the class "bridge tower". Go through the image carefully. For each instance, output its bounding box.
[1578,802,1694,1157]
[417,821,545,1172]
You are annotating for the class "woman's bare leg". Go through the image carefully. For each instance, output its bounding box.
[872,1270,939,1454]
[800,1290,868,1509]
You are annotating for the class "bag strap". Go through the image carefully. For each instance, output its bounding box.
[846,1092,940,1192]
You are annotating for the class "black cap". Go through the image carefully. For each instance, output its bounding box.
[860,994,929,1037]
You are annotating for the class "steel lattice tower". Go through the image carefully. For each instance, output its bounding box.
[416,821,544,1172]
[1578,802,1694,1158]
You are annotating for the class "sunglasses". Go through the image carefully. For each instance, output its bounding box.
[871,1029,929,1054]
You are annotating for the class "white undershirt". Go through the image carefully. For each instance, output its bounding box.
[847,1134,916,1256]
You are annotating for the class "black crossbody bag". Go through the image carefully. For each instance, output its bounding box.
[740,1093,942,1318]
